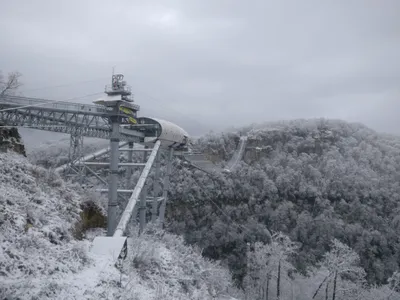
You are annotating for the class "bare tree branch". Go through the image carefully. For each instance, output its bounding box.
[0,71,22,97]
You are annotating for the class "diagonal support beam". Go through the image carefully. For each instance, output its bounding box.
[55,142,129,173]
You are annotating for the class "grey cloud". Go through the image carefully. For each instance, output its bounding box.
[1,0,400,139]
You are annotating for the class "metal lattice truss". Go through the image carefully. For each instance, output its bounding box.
[69,128,84,162]
[0,95,143,142]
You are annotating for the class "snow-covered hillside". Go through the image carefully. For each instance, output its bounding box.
[0,152,90,298]
[168,119,400,298]
[0,151,241,299]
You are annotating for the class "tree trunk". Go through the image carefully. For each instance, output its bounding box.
[266,274,270,300]
[325,281,329,300]
[277,260,281,300]
[313,275,329,299]
[332,270,338,300]
[261,285,265,300]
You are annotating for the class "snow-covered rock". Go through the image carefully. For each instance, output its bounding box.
[0,124,26,156]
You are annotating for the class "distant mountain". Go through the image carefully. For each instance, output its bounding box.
[167,119,400,286]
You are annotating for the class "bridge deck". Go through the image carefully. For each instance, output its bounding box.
[0,95,107,115]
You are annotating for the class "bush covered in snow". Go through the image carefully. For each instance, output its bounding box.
[121,225,241,299]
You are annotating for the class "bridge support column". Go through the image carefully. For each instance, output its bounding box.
[107,121,120,236]
[151,150,161,222]
[69,129,84,163]
[139,184,148,235]
[159,147,173,227]
[126,142,134,188]
[69,129,84,181]
[143,146,148,162]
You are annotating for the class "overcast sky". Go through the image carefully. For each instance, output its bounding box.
[1,0,399,137]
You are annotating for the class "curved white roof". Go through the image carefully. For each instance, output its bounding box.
[149,117,189,137]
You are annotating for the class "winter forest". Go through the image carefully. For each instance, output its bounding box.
[167,119,400,299]
[2,106,400,298]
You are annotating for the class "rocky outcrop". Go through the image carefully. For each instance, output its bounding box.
[0,123,26,156]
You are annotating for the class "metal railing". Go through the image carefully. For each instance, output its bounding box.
[105,84,132,94]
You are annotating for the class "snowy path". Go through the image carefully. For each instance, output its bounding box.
[57,253,120,298]
[1,253,121,299]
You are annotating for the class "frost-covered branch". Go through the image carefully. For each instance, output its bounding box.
[0,71,22,97]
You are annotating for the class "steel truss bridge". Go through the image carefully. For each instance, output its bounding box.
[0,95,142,141]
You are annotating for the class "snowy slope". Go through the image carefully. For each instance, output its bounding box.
[0,151,241,299]
[0,152,90,298]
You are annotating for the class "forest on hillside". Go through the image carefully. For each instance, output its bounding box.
[166,119,400,297]
[14,118,400,298]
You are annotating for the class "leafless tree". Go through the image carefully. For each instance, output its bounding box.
[0,71,22,97]
[245,232,298,300]
[317,239,366,300]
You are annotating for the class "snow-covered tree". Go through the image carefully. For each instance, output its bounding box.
[314,239,366,300]
[388,271,400,294]
[245,232,297,300]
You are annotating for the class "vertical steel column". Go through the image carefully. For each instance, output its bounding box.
[113,141,161,238]
[69,128,84,180]
[151,150,161,222]
[107,120,120,236]
[126,142,134,188]
[143,146,148,162]
[158,147,174,227]
[69,129,83,163]
[139,184,148,235]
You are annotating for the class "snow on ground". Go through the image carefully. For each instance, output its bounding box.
[0,152,90,298]
[114,227,242,300]
[0,151,241,299]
